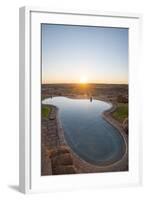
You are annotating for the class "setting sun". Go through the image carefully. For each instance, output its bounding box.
[80,76,88,84]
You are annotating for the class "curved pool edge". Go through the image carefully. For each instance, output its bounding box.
[102,102,128,161]
[51,101,128,173]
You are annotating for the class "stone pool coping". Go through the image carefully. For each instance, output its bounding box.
[102,102,128,168]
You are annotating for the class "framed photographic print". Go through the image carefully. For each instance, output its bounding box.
[19,7,142,193]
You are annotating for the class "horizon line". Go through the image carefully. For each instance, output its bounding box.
[42,82,128,85]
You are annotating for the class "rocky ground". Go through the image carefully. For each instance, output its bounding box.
[41,83,128,103]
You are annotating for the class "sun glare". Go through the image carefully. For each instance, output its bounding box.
[80,76,88,84]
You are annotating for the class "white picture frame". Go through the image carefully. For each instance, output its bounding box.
[19,6,142,194]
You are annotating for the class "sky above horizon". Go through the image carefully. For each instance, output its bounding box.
[42,24,128,84]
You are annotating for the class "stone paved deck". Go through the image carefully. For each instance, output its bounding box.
[41,105,60,175]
